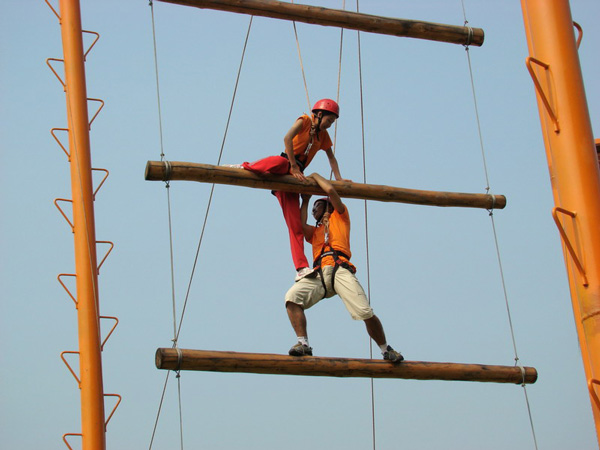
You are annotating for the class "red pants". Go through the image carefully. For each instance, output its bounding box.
[243,156,309,270]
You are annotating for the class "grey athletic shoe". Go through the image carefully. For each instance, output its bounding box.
[288,342,313,356]
[383,345,404,363]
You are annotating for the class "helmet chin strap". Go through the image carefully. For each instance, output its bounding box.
[312,112,322,140]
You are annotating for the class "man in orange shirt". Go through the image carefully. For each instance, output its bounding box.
[283,173,403,362]
[238,99,347,281]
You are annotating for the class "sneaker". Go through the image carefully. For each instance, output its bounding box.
[295,267,315,282]
[223,164,244,169]
[383,345,404,363]
[288,342,313,356]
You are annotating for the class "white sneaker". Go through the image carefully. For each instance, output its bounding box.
[295,267,315,282]
[223,164,244,169]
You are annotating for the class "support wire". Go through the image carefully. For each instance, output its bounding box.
[291,0,311,110]
[173,16,254,343]
[461,1,538,448]
[147,2,184,448]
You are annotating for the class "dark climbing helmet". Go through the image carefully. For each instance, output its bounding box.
[312,197,333,222]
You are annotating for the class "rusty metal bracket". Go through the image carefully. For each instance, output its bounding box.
[82,30,100,60]
[526,56,559,133]
[104,393,122,429]
[552,207,588,286]
[57,273,77,307]
[54,198,74,232]
[51,128,70,160]
[589,378,600,410]
[46,58,66,91]
[573,21,582,49]
[62,433,82,450]
[92,168,109,200]
[100,316,119,351]
[60,351,81,387]
[87,98,104,129]
[96,240,114,274]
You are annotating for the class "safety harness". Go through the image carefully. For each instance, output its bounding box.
[312,245,356,295]
[280,151,306,173]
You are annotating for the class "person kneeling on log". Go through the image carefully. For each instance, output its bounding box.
[225,99,348,282]
[284,172,403,363]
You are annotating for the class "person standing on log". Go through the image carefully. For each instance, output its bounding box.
[284,172,403,363]
[228,99,348,281]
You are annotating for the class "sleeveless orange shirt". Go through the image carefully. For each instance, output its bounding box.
[290,114,333,167]
[309,208,355,270]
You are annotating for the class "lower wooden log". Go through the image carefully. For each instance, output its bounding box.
[155,348,537,384]
[144,161,506,210]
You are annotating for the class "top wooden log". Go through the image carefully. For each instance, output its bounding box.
[156,0,484,47]
[145,161,506,210]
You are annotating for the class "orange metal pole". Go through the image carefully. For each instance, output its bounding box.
[59,0,106,448]
[521,0,600,443]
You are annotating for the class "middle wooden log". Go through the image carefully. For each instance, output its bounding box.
[144,160,506,210]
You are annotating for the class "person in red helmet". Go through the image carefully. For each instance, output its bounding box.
[233,99,349,281]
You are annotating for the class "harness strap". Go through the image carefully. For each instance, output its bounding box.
[312,246,355,295]
[280,152,306,172]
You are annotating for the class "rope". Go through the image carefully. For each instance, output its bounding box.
[173,16,253,343]
[346,1,377,448]
[289,1,311,111]
[332,15,344,160]
[461,2,538,448]
[329,3,345,180]
[150,1,166,163]
[147,2,183,449]
[289,8,379,448]
[292,21,311,111]
[148,371,171,449]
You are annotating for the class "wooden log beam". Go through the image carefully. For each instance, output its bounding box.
[145,161,506,210]
[156,0,484,47]
[155,348,537,384]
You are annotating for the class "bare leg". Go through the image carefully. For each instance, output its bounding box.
[286,302,308,337]
[364,315,386,346]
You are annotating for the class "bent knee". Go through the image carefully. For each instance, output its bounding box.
[352,308,374,321]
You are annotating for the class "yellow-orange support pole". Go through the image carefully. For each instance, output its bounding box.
[59,0,106,448]
[521,0,600,444]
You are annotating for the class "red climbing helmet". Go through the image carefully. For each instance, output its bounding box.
[312,98,339,118]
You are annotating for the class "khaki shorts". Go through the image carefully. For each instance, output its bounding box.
[285,265,374,320]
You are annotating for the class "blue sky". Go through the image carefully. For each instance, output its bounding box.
[1,1,599,449]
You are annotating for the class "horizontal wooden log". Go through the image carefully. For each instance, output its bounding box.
[155,348,537,384]
[145,161,506,209]
[156,0,484,47]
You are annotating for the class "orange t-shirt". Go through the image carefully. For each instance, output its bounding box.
[290,114,333,168]
[309,208,355,271]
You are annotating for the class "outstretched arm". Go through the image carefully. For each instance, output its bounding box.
[308,172,346,215]
[300,194,315,241]
[325,148,351,182]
